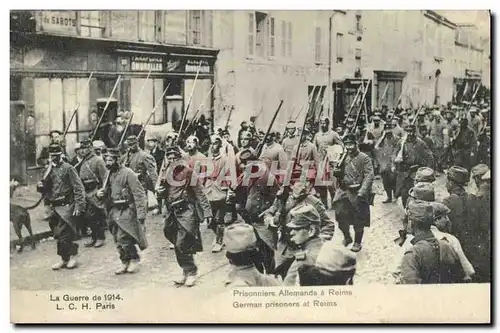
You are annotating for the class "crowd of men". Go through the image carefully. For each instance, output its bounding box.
[32,96,491,287]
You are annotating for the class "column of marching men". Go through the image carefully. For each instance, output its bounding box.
[35,95,491,287]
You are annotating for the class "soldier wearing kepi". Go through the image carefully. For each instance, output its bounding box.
[374,123,399,203]
[156,146,212,287]
[97,148,147,275]
[37,144,86,270]
[282,204,324,286]
[78,139,108,248]
[122,135,158,200]
[281,121,299,160]
[332,133,374,252]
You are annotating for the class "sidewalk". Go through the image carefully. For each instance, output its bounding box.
[10,185,160,247]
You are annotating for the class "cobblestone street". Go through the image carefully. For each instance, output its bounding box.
[10,176,452,295]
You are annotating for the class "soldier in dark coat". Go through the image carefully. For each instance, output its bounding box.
[37,144,86,270]
[394,124,434,208]
[442,166,487,283]
[78,139,108,248]
[477,126,491,166]
[264,181,335,279]
[122,135,158,199]
[156,146,212,287]
[374,123,399,203]
[147,136,165,215]
[451,118,477,172]
[283,204,325,286]
[332,133,374,252]
[97,148,148,275]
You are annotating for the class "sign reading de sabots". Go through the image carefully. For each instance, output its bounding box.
[38,11,78,35]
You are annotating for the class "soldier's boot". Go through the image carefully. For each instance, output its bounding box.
[393,230,407,247]
[382,191,393,203]
[52,260,68,271]
[66,257,78,269]
[173,273,187,285]
[126,260,139,274]
[94,239,105,248]
[351,243,362,252]
[184,275,197,287]
[152,208,161,216]
[212,226,224,253]
[115,263,129,275]
[84,239,96,247]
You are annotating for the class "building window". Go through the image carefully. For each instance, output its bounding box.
[255,12,267,58]
[281,20,286,57]
[286,22,292,57]
[355,13,363,33]
[267,16,276,57]
[80,11,105,37]
[314,27,322,63]
[247,13,255,56]
[336,33,344,63]
[138,11,158,42]
[188,10,202,45]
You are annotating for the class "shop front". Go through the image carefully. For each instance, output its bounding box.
[332,78,372,127]
[453,69,482,104]
[10,29,217,183]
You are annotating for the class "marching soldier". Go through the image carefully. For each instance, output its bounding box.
[468,107,483,137]
[122,135,158,200]
[477,125,491,166]
[224,223,281,287]
[441,165,487,282]
[394,124,434,208]
[92,140,107,158]
[418,124,434,156]
[429,110,446,173]
[78,139,108,248]
[260,132,287,170]
[282,204,325,286]
[235,131,254,165]
[264,181,335,279]
[205,135,233,252]
[282,121,299,160]
[37,144,86,270]
[96,148,147,274]
[451,118,477,172]
[37,130,69,166]
[156,146,212,287]
[374,123,399,203]
[147,135,165,215]
[367,115,384,140]
[332,133,374,252]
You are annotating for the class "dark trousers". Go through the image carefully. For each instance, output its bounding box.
[209,199,226,244]
[112,224,139,263]
[85,204,106,241]
[254,238,275,275]
[52,214,78,261]
[174,248,197,276]
[381,170,396,198]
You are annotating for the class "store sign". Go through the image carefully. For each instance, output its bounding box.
[130,56,163,72]
[166,56,214,74]
[38,11,77,35]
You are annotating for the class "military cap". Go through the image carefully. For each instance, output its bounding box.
[447,166,469,185]
[346,116,356,123]
[481,108,489,114]
[240,131,253,140]
[210,134,222,143]
[104,148,121,158]
[221,129,230,137]
[450,105,458,111]
[92,140,106,149]
[286,120,296,126]
[224,223,258,254]
[433,110,441,116]
[186,135,199,145]
[240,121,248,127]
[126,135,138,144]
[258,130,266,136]
[79,139,92,148]
[48,143,63,155]
[415,167,435,183]
[320,115,330,123]
[407,201,434,228]
[482,170,490,180]
[404,123,416,131]
[429,201,451,220]
[166,132,179,140]
[471,164,489,178]
[49,130,63,136]
[74,142,82,151]
[146,137,159,142]
[392,116,400,121]
[286,204,320,229]
[372,115,381,121]
[343,133,357,144]
[409,182,435,202]
[165,145,183,157]
[383,123,392,130]
[470,106,479,113]
[399,110,407,116]
[418,110,426,116]
[249,116,257,123]
[301,127,311,135]
[315,241,357,273]
[239,148,257,162]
